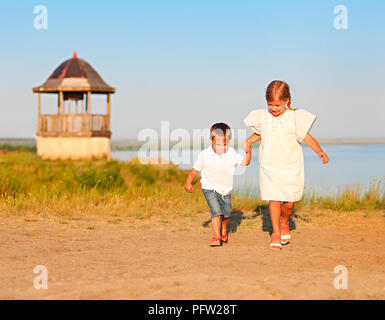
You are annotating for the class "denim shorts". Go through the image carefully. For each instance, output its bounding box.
[202,189,232,219]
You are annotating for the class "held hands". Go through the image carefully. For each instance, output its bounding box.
[317,151,329,164]
[184,183,193,193]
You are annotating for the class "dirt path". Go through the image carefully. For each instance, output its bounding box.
[0,209,384,299]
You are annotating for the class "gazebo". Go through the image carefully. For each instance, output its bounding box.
[32,51,115,160]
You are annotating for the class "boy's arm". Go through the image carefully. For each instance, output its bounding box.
[184,169,199,193]
[303,133,329,164]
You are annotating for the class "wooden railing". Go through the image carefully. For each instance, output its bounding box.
[37,114,111,137]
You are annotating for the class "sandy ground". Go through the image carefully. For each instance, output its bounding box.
[0,208,384,300]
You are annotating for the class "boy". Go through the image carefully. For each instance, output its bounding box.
[184,123,252,246]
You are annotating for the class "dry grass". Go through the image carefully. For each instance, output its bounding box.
[0,151,384,220]
[297,177,385,211]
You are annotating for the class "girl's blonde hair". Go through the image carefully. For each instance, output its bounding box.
[265,80,291,107]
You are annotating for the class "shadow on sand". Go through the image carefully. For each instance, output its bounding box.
[257,206,297,236]
[202,211,250,234]
[202,204,300,236]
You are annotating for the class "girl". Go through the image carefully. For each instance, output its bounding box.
[243,80,329,250]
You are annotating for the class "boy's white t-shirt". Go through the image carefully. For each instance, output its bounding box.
[193,146,244,195]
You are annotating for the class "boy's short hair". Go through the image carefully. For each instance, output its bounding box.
[210,123,232,141]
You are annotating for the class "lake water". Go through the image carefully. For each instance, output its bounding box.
[111,144,385,196]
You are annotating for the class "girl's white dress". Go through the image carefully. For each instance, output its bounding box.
[244,108,316,202]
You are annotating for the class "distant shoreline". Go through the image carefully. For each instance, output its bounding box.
[316,139,385,145]
[1,138,385,151]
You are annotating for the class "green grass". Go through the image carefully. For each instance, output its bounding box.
[0,149,384,218]
[0,151,209,217]
[0,143,36,153]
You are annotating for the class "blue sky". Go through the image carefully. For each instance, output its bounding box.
[1,0,384,139]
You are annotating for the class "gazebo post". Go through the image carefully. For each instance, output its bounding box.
[106,93,111,133]
[59,90,63,132]
[37,92,41,134]
[87,91,92,131]
[106,93,111,161]
[58,91,63,114]
[38,92,41,115]
[107,93,110,115]
[87,91,91,113]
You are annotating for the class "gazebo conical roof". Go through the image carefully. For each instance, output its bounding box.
[33,52,115,93]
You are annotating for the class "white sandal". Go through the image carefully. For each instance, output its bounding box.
[270,234,282,250]
[280,224,291,245]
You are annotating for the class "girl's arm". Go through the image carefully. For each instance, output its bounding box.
[246,133,261,145]
[240,134,257,166]
[303,133,329,164]
[184,169,199,192]
[242,133,261,152]
[241,148,252,166]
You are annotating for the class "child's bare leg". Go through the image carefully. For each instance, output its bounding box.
[221,217,230,236]
[269,201,281,244]
[281,201,294,236]
[211,216,221,239]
